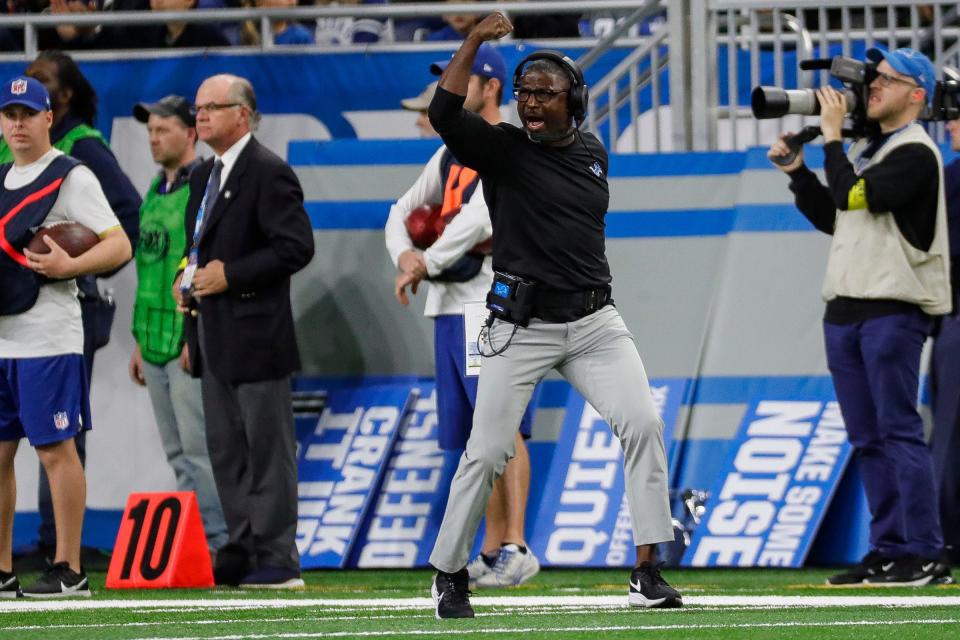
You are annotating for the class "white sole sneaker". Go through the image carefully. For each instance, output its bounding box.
[240,578,305,589]
[23,588,92,599]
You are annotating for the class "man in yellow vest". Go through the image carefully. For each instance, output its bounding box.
[128,95,227,555]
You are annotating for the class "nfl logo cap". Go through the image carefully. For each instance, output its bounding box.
[866,46,937,104]
[0,76,51,112]
[430,43,508,87]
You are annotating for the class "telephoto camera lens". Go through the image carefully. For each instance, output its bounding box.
[751,86,858,119]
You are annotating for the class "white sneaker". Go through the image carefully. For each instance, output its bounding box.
[474,544,540,588]
[466,553,495,587]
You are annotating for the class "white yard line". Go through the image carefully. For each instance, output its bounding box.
[117,619,960,640]
[3,594,960,614]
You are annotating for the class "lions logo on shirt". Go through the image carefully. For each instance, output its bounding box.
[589,161,603,178]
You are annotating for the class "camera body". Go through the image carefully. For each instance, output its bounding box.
[923,69,960,122]
[755,57,960,129]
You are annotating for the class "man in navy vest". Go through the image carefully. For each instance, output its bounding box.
[0,76,131,598]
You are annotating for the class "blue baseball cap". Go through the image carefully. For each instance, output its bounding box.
[866,47,937,103]
[0,76,50,112]
[430,43,508,87]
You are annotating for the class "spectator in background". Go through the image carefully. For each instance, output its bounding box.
[314,0,392,46]
[0,0,51,52]
[930,116,960,565]
[140,0,231,47]
[387,0,441,41]
[509,0,580,39]
[427,0,481,41]
[1,50,141,564]
[45,0,231,48]
[401,80,439,138]
[241,0,314,46]
[43,0,146,49]
[129,94,228,556]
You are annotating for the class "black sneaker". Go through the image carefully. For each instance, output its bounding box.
[628,562,683,608]
[431,568,474,619]
[826,550,890,585]
[22,562,91,598]
[865,556,954,587]
[0,570,22,598]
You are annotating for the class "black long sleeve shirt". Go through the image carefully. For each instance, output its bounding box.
[428,86,611,291]
[787,137,940,323]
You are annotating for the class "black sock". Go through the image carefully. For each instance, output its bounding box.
[481,552,497,567]
[502,543,527,554]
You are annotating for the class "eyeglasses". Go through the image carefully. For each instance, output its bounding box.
[191,102,242,115]
[873,71,918,89]
[513,88,568,104]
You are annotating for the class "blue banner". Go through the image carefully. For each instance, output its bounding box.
[350,383,462,568]
[527,378,686,568]
[295,384,414,568]
[683,399,852,567]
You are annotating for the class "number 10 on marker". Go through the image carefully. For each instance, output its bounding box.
[106,492,214,589]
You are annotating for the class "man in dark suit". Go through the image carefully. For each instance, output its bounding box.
[173,73,314,588]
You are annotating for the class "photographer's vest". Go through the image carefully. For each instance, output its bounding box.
[0,154,80,315]
[0,123,108,164]
[823,123,952,315]
[132,176,191,365]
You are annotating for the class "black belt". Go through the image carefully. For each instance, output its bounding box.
[534,285,612,323]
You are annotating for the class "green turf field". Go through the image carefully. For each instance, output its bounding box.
[2,568,959,639]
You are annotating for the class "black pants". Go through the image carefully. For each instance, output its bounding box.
[931,312,960,563]
[201,371,300,574]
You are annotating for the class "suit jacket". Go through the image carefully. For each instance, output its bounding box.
[183,137,314,384]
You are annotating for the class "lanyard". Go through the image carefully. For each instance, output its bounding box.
[189,161,221,255]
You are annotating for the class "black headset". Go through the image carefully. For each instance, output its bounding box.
[512,50,589,125]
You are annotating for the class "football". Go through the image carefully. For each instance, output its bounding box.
[27,222,100,257]
[404,203,441,249]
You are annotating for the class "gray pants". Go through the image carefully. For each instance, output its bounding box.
[201,372,300,572]
[430,305,674,573]
[143,358,227,550]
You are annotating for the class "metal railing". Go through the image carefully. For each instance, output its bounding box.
[579,0,669,152]
[688,0,960,150]
[0,1,644,57]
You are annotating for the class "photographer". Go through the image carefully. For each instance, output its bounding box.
[768,47,952,587]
